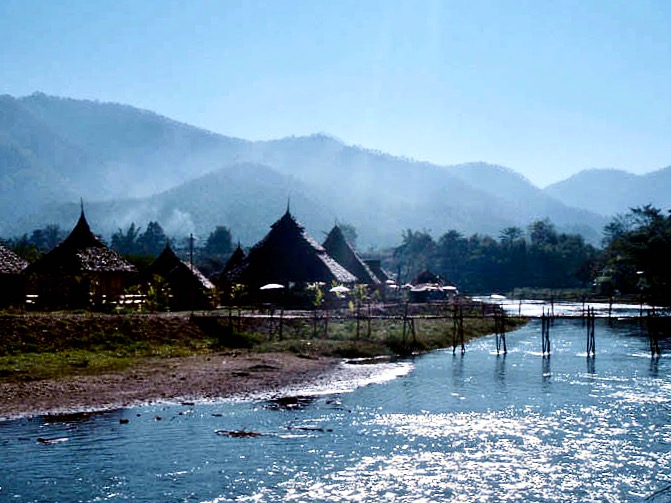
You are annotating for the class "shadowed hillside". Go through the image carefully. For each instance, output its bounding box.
[0,93,619,246]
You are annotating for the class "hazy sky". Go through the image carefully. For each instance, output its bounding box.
[2,0,670,187]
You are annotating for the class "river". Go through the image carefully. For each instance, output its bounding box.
[1,310,669,502]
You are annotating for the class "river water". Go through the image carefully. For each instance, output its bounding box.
[1,311,670,502]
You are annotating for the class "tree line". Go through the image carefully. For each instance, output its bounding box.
[599,205,671,306]
[3,207,670,306]
[2,222,235,276]
[387,206,671,306]
[389,219,599,294]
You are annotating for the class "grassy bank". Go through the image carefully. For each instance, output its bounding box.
[0,309,526,383]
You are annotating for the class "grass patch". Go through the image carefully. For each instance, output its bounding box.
[0,343,212,383]
[0,310,528,383]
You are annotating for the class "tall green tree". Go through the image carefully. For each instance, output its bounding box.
[111,223,142,255]
[29,224,64,252]
[601,205,671,305]
[393,229,436,283]
[138,221,167,257]
[204,226,234,256]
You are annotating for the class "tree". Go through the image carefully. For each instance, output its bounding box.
[5,234,40,262]
[393,229,436,283]
[499,226,524,246]
[602,213,634,248]
[601,206,671,305]
[435,230,468,286]
[28,225,64,253]
[528,219,557,246]
[204,226,234,256]
[138,221,167,257]
[111,223,142,255]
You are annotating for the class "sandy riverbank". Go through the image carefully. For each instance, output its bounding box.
[0,351,339,420]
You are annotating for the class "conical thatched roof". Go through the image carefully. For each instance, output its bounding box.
[364,259,391,283]
[227,210,357,288]
[322,225,380,285]
[26,210,136,274]
[0,244,28,274]
[145,242,214,291]
[222,244,245,276]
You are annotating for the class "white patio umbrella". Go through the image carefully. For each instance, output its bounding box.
[260,283,285,290]
[329,285,351,293]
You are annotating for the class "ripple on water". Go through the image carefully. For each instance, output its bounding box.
[251,408,669,503]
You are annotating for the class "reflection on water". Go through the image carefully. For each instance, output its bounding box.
[1,318,670,502]
[541,355,551,389]
[586,355,596,375]
[495,353,507,385]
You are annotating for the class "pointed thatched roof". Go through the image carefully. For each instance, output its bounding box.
[145,242,214,291]
[26,210,136,274]
[222,244,245,276]
[322,225,380,285]
[364,259,391,283]
[0,244,28,275]
[227,210,357,288]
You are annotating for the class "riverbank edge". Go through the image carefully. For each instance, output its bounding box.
[0,351,343,421]
[0,311,521,420]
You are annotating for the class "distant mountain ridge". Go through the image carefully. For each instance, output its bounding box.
[544,167,671,216]
[1,92,666,247]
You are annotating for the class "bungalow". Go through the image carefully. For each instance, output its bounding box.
[225,210,357,296]
[322,225,381,286]
[0,243,28,308]
[25,208,136,309]
[143,242,215,311]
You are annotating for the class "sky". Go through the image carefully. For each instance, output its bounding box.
[1,0,670,187]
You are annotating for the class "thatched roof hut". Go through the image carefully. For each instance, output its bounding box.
[26,208,136,309]
[0,244,28,275]
[322,225,380,286]
[222,244,245,276]
[409,269,455,303]
[227,210,357,290]
[28,210,135,276]
[212,244,245,294]
[363,259,392,283]
[0,244,28,307]
[144,242,215,310]
[412,270,443,285]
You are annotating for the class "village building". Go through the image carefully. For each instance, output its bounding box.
[215,244,245,284]
[225,210,357,301]
[322,225,381,286]
[212,243,246,302]
[0,243,28,308]
[143,242,215,311]
[25,208,136,310]
[363,258,392,284]
[408,269,457,303]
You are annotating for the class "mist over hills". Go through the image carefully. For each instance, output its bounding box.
[1,92,666,248]
[545,167,671,217]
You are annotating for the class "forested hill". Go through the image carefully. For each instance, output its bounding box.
[0,92,614,246]
[544,167,671,217]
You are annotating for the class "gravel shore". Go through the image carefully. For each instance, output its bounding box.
[0,351,338,420]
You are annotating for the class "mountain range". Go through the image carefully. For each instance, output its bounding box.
[1,92,668,248]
